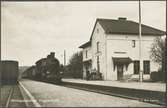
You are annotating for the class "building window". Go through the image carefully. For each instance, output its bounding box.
[134,60,140,74]
[132,40,136,48]
[143,61,150,74]
[97,28,99,33]
[97,42,100,52]
[86,50,88,58]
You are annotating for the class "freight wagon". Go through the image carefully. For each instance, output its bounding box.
[1,60,19,85]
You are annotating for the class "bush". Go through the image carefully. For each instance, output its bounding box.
[150,71,161,81]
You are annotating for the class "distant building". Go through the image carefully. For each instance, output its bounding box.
[79,17,165,80]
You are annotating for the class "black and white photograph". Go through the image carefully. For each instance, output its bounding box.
[1,0,166,107]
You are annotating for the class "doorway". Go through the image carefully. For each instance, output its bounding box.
[117,65,123,80]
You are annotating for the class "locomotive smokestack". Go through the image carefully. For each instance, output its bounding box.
[50,52,55,59]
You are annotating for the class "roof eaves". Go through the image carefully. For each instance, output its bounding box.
[79,41,91,48]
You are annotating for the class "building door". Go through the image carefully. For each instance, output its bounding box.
[117,65,123,80]
[97,56,100,73]
[143,61,150,74]
[134,61,140,74]
[85,65,89,78]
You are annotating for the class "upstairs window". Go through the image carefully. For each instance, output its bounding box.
[97,42,100,52]
[86,50,88,58]
[132,40,136,48]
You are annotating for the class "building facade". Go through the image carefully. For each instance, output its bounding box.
[79,17,165,81]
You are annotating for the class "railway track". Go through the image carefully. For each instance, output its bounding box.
[2,84,26,108]
[5,86,14,107]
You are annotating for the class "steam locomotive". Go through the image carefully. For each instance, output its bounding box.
[23,52,62,83]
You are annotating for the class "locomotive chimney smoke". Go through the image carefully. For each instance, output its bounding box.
[50,52,55,59]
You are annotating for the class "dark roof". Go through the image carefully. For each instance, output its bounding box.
[80,18,166,49]
[79,41,91,48]
[97,18,165,35]
[1,60,18,63]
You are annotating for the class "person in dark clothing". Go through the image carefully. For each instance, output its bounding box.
[86,70,90,80]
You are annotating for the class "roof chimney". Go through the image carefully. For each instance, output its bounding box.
[118,17,127,21]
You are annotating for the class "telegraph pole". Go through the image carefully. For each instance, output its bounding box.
[64,50,66,66]
[139,0,143,82]
[165,0,167,105]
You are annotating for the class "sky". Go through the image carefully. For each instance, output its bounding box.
[1,1,166,66]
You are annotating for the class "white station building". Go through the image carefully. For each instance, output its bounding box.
[79,17,165,81]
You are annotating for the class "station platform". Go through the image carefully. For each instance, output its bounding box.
[19,79,163,107]
[62,78,166,105]
[62,78,166,92]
